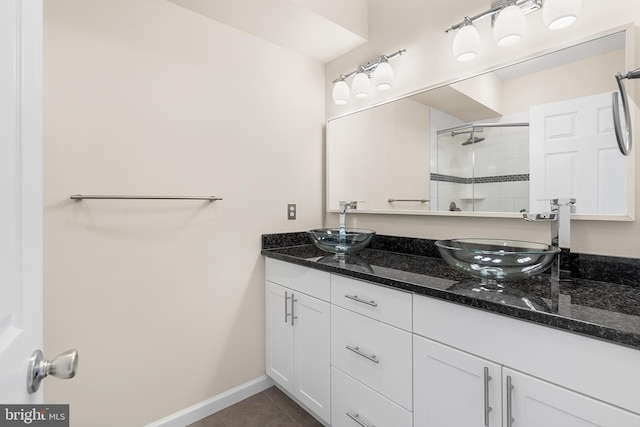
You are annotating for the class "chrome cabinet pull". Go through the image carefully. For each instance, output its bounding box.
[506,375,514,427]
[291,293,297,326]
[344,294,378,307]
[284,291,289,323]
[483,367,492,427]
[346,345,379,364]
[346,412,375,427]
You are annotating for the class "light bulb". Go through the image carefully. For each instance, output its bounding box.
[374,60,394,90]
[332,80,350,105]
[352,71,370,99]
[453,23,481,62]
[493,3,526,47]
[543,0,581,30]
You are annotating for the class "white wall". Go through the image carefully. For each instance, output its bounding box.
[325,0,640,258]
[43,1,324,425]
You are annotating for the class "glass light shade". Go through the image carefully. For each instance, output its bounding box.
[543,0,581,30]
[493,4,526,47]
[374,61,394,90]
[332,80,350,105]
[352,72,370,99]
[453,24,481,62]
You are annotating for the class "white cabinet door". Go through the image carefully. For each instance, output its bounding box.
[504,368,640,427]
[266,282,294,394]
[266,281,331,423]
[414,335,502,427]
[293,292,331,422]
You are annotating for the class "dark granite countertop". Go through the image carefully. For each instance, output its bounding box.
[261,233,640,350]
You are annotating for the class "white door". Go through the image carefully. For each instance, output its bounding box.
[293,292,330,422]
[414,335,502,427]
[530,92,626,214]
[504,368,640,426]
[0,0,44,403]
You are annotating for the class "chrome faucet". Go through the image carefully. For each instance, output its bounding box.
[522,198,575,250]
[338,201,360,246]
[523,198,576,312]
[338,201,359,235]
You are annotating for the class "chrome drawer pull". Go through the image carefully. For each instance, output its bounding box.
[346,345,379,364]
[346,412,375,427]
[284,291,291,323]
[506,375,514,427]
[344,294,378,307]
[484,367,492,427]
[291,294,297,326]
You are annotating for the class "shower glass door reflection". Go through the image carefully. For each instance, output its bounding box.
[434,123,530,213]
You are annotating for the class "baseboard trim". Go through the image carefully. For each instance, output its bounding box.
[145,375,275,427]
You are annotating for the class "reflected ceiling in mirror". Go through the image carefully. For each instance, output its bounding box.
[326,29,633,220]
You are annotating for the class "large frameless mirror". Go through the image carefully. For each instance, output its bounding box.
[327,27,634,220]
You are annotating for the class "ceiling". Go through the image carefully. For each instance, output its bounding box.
[167,0,369,63]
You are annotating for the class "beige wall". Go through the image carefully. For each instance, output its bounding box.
[325,0,640,258]
[501,49,625,115]
[43,1,324,426]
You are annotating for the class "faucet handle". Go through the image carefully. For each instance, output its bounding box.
[345,200,365,210]
[338,200,365,214]
[522,212,557,222]
[550,198,576,207]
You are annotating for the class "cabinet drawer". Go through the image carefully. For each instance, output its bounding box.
[331,274,412,331]
[331,305,413,410]
[331,367,412,427]
[266,258,330,301]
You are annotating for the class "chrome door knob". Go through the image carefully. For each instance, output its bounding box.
[27,349,78,393]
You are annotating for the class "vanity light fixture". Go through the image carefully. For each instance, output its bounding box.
[446,0,581,62]
[543,0,582,30]
[453,18,481,62]
[493,1,526,47]
[352,68,371,99]
[331,49,406,105]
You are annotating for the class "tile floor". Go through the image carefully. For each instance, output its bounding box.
[187,386,324,427]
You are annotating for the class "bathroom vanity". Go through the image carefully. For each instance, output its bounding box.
[263,233,640,427]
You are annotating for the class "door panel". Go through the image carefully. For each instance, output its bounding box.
[505,368,640,427]
[294,293,330,422]
[414,336,502,427]
[530,92,626,214]
[265,282,294,394]
[0,0,43,403]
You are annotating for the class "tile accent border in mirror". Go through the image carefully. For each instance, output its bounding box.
[430,173,530,184]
